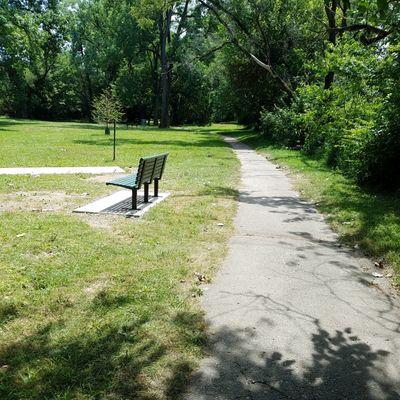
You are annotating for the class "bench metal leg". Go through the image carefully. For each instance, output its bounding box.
[144,183,149,203]
[154,178,159,197]
[132,188,138,210]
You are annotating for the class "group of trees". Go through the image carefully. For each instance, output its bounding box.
[0,0,214,125]
[1,0,399,188]
[256,0,400,188]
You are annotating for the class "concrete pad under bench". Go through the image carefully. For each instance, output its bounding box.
[0,166,124,175]
[74,190,170,218]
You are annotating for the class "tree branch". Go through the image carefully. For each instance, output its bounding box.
[199,0,293,96]
[332,23,390,35]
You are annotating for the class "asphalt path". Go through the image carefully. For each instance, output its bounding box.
[186,136,400,400]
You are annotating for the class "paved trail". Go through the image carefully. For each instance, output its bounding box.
[186,137,400,400]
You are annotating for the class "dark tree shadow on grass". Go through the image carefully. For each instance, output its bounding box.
[184,320,400,400]
[0,119,39,130]
[0,316,165,399]
[73,136,230,149]
[47,124,197,132]
[198,185,239,199]
[0,304,208,400]
[164,312,208,399]
[0,302,20,325]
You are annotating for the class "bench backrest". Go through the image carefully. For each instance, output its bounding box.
[135,153,168,189]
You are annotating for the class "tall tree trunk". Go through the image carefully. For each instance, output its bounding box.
[150,49,160,126]
[154,92,160,126]
[159,10,172,128]
[324,0,338,90]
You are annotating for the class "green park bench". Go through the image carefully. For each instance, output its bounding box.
[106,153,169,210]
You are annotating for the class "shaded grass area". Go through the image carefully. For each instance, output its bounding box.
[229,128,400,286]
[0,119,240,399]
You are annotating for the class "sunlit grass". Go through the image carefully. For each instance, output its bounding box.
[0,118,240,399]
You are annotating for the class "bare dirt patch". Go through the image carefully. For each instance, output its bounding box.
[0,191,87,213]
[83,277,111,299]
[0,190,124,230]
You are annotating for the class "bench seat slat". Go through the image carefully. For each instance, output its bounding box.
[106,173,138,189]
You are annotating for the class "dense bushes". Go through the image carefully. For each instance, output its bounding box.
[260,108,300,146]
[260,39,400,190]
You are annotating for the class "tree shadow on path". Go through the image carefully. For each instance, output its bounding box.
[185,320,400,400]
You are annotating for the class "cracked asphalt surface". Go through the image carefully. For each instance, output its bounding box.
[186,137,400,400]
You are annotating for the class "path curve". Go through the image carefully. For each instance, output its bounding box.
[186,137,400,400]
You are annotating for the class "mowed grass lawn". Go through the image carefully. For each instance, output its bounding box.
[0,118,240,399]
[231,130,400,287]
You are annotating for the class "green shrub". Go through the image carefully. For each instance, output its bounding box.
[258,38,400,190]
[260,107,301,146]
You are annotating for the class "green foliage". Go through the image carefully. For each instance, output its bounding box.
[260,108,300,146]
[170,63,212,126]
[116,63,153,114]
[364,43,400,189]
[260,36,400,189]
[296,38,397,187]
[208,0,322,125]
[0,0,70,118]
[0,0,209,124]
[92,87,124,125]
